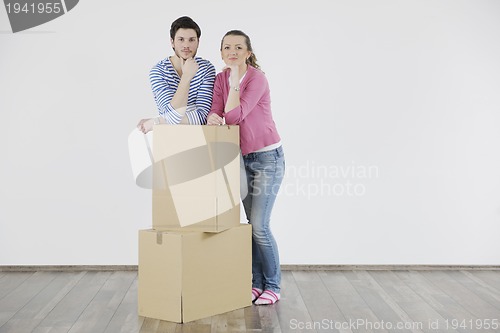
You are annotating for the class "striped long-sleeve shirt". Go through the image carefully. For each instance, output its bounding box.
[149,56,216,124]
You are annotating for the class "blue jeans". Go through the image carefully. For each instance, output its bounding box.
[242,146,285,294]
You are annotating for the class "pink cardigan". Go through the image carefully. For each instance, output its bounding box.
[209,66,281,156]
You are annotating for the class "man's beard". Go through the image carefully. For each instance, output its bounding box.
[174,48,197,60]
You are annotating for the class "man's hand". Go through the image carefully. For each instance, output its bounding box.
[181,57,199,80]
[137,118,154,134]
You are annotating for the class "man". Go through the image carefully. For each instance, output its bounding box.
[138,16,215,133]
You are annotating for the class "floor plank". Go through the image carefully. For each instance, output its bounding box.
[0,272,57,327]
[345,270,417,333]
[139,317,160,333]
[0,271,86,333]
[0,269,498,333]
[67,271,137,333]
[0,272,34,300]
[243,305,262,331]
[396,271,478,333]
[465,271,500,296]
[256,304,282,333]
[449,271,500,311]
[226,308,247,333]
[178,314,212,333]
[369,271,450,333]
[104,276,145,333]
[31,271,112,333]
[210,307,246,333]
[320,271,390,333]
[274,271,311,333]
[0,272,85,333]
[418,271,499,333]
[210,311,228,333]
[156,319,177,333]
[292,271,351,333]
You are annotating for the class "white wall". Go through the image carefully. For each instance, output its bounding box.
[1,0,499,265]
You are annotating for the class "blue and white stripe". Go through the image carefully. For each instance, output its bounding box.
[149,57,216,125]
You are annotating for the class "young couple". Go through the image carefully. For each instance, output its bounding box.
[137,16,284,306]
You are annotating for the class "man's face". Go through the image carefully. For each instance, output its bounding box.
[171,28,199,60]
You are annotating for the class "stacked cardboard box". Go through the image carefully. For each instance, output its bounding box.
[138,125,251,323]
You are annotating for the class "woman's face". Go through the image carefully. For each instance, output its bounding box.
[221,35,251,67]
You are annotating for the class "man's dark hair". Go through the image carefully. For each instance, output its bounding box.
[170,16,201,39]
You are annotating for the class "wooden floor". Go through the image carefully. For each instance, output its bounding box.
[1,270,500,333]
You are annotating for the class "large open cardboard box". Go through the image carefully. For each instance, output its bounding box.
[152,125,240,232]
[138,223,252,323]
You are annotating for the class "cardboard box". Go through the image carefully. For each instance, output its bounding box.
[152,125,240,232]
[138,223,252,323]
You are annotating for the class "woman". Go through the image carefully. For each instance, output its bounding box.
[207,30,285,305]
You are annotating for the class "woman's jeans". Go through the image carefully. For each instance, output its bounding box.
[242,146,285,293]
